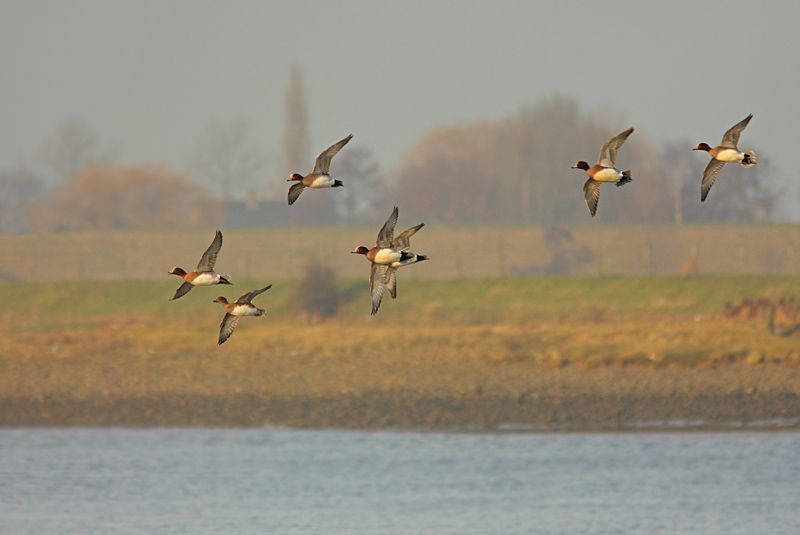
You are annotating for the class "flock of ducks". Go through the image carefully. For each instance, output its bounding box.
[572,114,757,216]
[169,115,758,344]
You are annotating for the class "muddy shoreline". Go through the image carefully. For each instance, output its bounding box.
[4,373,798,431]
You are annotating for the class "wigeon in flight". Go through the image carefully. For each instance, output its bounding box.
[693,114,757,202]
[572,127,635,217]
[212,284,272,345]
[351,206,427,315]
[168,230,231,300]
[287,134,352,205]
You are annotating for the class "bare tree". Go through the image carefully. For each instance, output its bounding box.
[390,96,783,225]
[0,164,46,232]
[40,119,111,182]
[660,142,698,224]
[330,145,384,225]
[192,117,266,200]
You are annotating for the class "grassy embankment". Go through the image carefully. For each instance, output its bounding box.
[1,275,798,429]
[1,224,798,281]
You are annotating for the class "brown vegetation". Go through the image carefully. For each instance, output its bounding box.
[389,97,777,226]
[0,277,798,429]
[296,259,342,321]
[27,164,222,232]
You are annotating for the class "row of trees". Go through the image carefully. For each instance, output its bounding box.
[27,165,220,232]
[0,70,782,232]
[388,96,778,225]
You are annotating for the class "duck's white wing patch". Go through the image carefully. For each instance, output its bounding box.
[218,313,240,345]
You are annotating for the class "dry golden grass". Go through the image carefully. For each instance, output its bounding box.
[1,276,798,428]
[1,225,799,281]
[1,276,798,396]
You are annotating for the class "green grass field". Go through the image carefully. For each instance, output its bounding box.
[2,274,799,325]
[2,276,798,428]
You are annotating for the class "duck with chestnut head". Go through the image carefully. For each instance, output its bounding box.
[287,134,352,205]
[692,114,757,202]
[351,206,428,315]
[168,230,232,301]
[212,284,271,345]
[571,127,634,217]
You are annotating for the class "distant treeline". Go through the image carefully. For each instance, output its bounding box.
[0,80,779,232]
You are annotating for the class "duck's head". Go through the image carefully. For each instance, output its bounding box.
[693,142,712,152]
[287,173,304,182]
[351,246,369,255]
[571,160,590,171]
[212,296,229,305]
[169,266,186,277]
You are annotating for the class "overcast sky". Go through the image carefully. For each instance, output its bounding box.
[2,0,798,218]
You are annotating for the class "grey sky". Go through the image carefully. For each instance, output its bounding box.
[2,0,798,218]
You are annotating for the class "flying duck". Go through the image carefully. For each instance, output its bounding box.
[168,230,231,300]
[287,134,352,205]
[572,127,635,217]
[213,284,272,345]
[351,206,427,315]
[693,114,757,202]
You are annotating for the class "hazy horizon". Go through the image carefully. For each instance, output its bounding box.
[2,0,799,219]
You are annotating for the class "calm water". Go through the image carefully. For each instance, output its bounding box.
[1,429,798,534]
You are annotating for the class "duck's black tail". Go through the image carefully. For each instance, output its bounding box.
[333,179,344,187]
[742,151,757,168]
[398,252,428,266]
[616,169,632,187]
